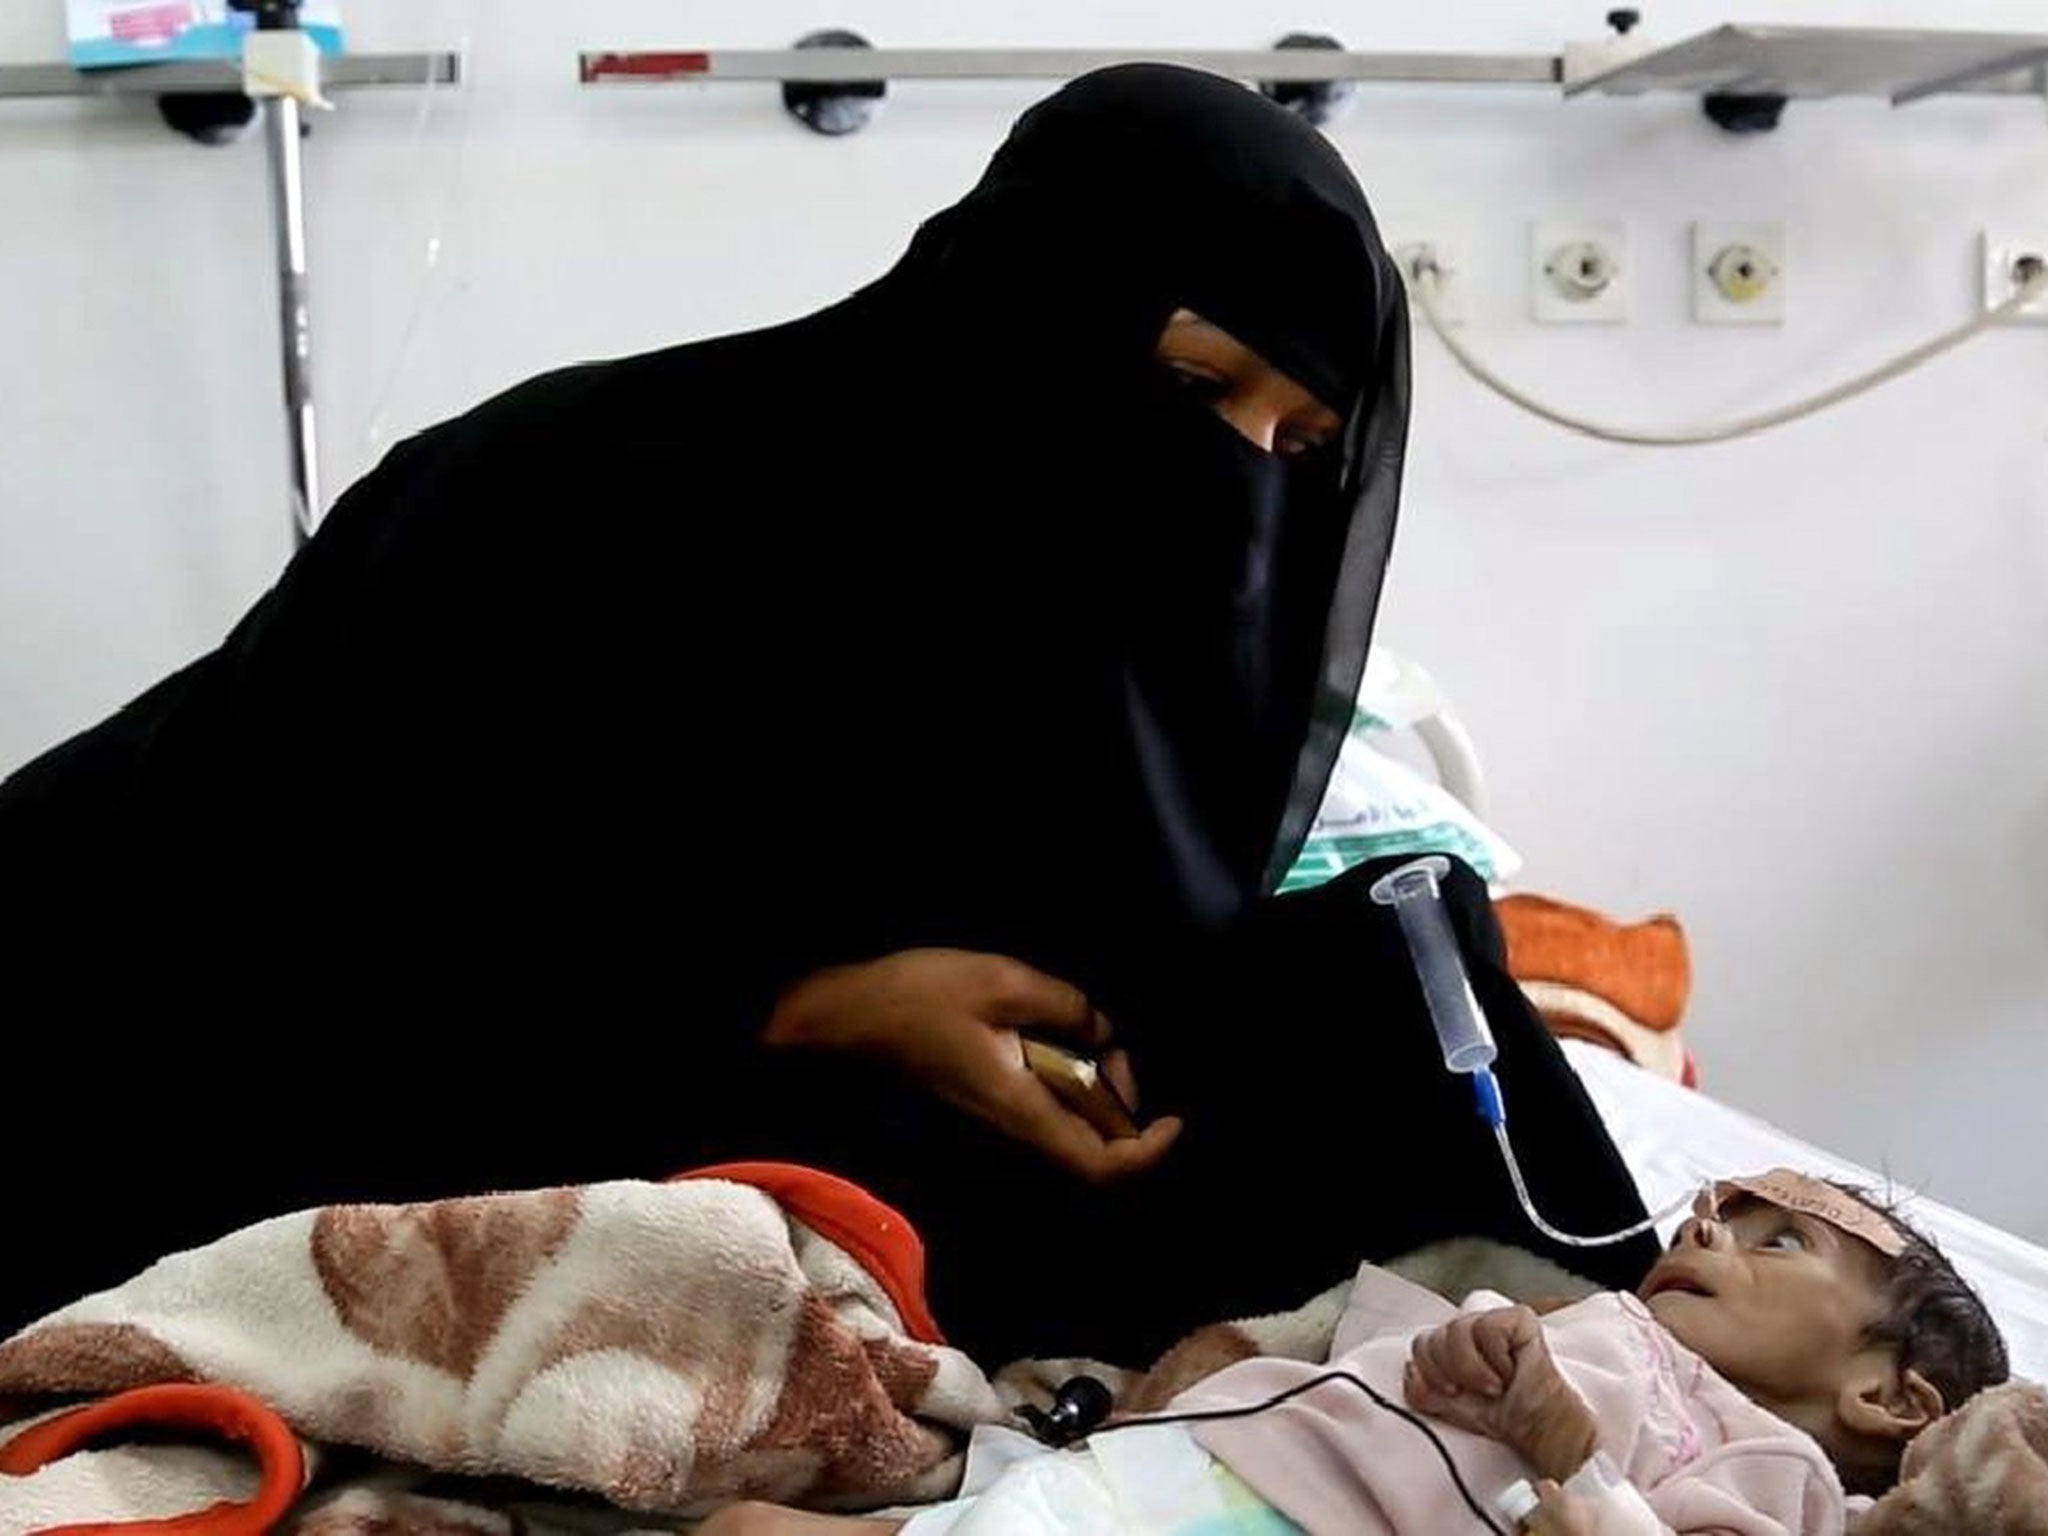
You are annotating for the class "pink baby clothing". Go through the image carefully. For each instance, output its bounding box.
[1179,1264,1846,1535]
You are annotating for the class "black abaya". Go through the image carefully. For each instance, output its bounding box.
[0,68,1655,1353]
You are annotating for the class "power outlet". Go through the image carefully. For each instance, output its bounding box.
[1693,221,1786,325]
[1981,231,2048,323]
[1394,240,1465,326]
[1532,219,1629,324]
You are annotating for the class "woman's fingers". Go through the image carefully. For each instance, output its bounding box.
[991,1070,1180,1182]
[1101,1047,1140,1113]
[807,949,1174,1178]
[1074,1112,1181,1180]
[772,950,1181,1179]
[980,957,1112,1049]
[1118,1113,1182,1171]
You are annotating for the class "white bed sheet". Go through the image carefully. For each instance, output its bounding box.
[1563,1039,2048,1385]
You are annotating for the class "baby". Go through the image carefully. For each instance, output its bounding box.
[703,1170,2009,1535]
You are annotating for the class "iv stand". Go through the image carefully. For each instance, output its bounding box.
[0,23,460,553]
[240,0,318,545]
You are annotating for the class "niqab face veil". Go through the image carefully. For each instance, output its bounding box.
[828,65,1411,938]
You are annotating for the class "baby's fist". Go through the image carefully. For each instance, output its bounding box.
[1404,1306,1598,1484]
[1407,1304,1535,1399]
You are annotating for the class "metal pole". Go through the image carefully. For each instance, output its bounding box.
[1891,43,2048,106]
[261,91,320,546]
[577,47,1562,87]
[0,47,459,554]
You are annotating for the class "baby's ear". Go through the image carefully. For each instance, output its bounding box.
[1838,1363,1945,1444]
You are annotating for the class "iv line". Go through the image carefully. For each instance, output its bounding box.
[1475,1067,1696,1249]
[1369,854,1696,1249]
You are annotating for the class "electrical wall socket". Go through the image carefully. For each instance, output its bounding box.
[1393,240,1465,326]
[1532,219,1628,324]
[1981,230,2048,323]
[1693,221,1785,325]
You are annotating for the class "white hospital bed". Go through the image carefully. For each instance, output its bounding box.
[1564,1037,2048,1385]
[1369,649,2048,1385]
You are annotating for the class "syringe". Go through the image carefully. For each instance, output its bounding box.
[1369,856,1691,1249]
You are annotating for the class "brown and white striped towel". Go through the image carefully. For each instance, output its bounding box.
[0,1165,1002,1533]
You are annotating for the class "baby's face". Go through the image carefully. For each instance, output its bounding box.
[1639,1194,1889,1410]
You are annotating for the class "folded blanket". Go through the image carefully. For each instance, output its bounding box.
[1496,892,1697,1086]
[0,1164,1002,1532]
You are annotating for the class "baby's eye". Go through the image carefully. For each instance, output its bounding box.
[1757,1227,1808,1253]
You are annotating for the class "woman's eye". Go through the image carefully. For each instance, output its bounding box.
[1276,431,1331,460]
[1165,365,1227,400]
[1758,1227,1808,1253]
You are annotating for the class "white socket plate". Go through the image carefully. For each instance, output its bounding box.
[1693,221,1786,325]
[1531,219,1629,324]
[1392,239,1466,326]
[1981,230,2048,323]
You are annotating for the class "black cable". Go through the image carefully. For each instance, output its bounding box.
[1093,1368,1510,1535]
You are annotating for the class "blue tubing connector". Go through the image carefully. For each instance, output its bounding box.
[1471,1066,1506,1128]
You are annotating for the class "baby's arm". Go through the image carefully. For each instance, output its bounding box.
[1403,1305,1600,1484]
[1409,1312,1825,1533]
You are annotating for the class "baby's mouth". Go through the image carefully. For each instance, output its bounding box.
[1643,1270,1716,1301]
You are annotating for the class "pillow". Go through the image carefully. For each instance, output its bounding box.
[1279,711,1523,894]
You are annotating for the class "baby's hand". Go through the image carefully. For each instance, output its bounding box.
[1403,1305,1599,1484]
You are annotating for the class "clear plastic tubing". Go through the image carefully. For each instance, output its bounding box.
[1369,856,1499,1074]
[1369,856,1691,1249]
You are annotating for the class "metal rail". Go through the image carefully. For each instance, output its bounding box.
[0,52,460,98]
[578,47,1562,87]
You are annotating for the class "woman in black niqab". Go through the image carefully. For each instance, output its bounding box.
[756,62,1405,968]
[0,67,1654,1360]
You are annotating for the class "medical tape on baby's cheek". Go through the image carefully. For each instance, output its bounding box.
[1706,1169,1907,1258]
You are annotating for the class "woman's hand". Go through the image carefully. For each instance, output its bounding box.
[1402,1305,1599,1484]
[766,948,1183,1182]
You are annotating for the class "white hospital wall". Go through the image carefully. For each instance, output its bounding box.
[2,4,2044,1236]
